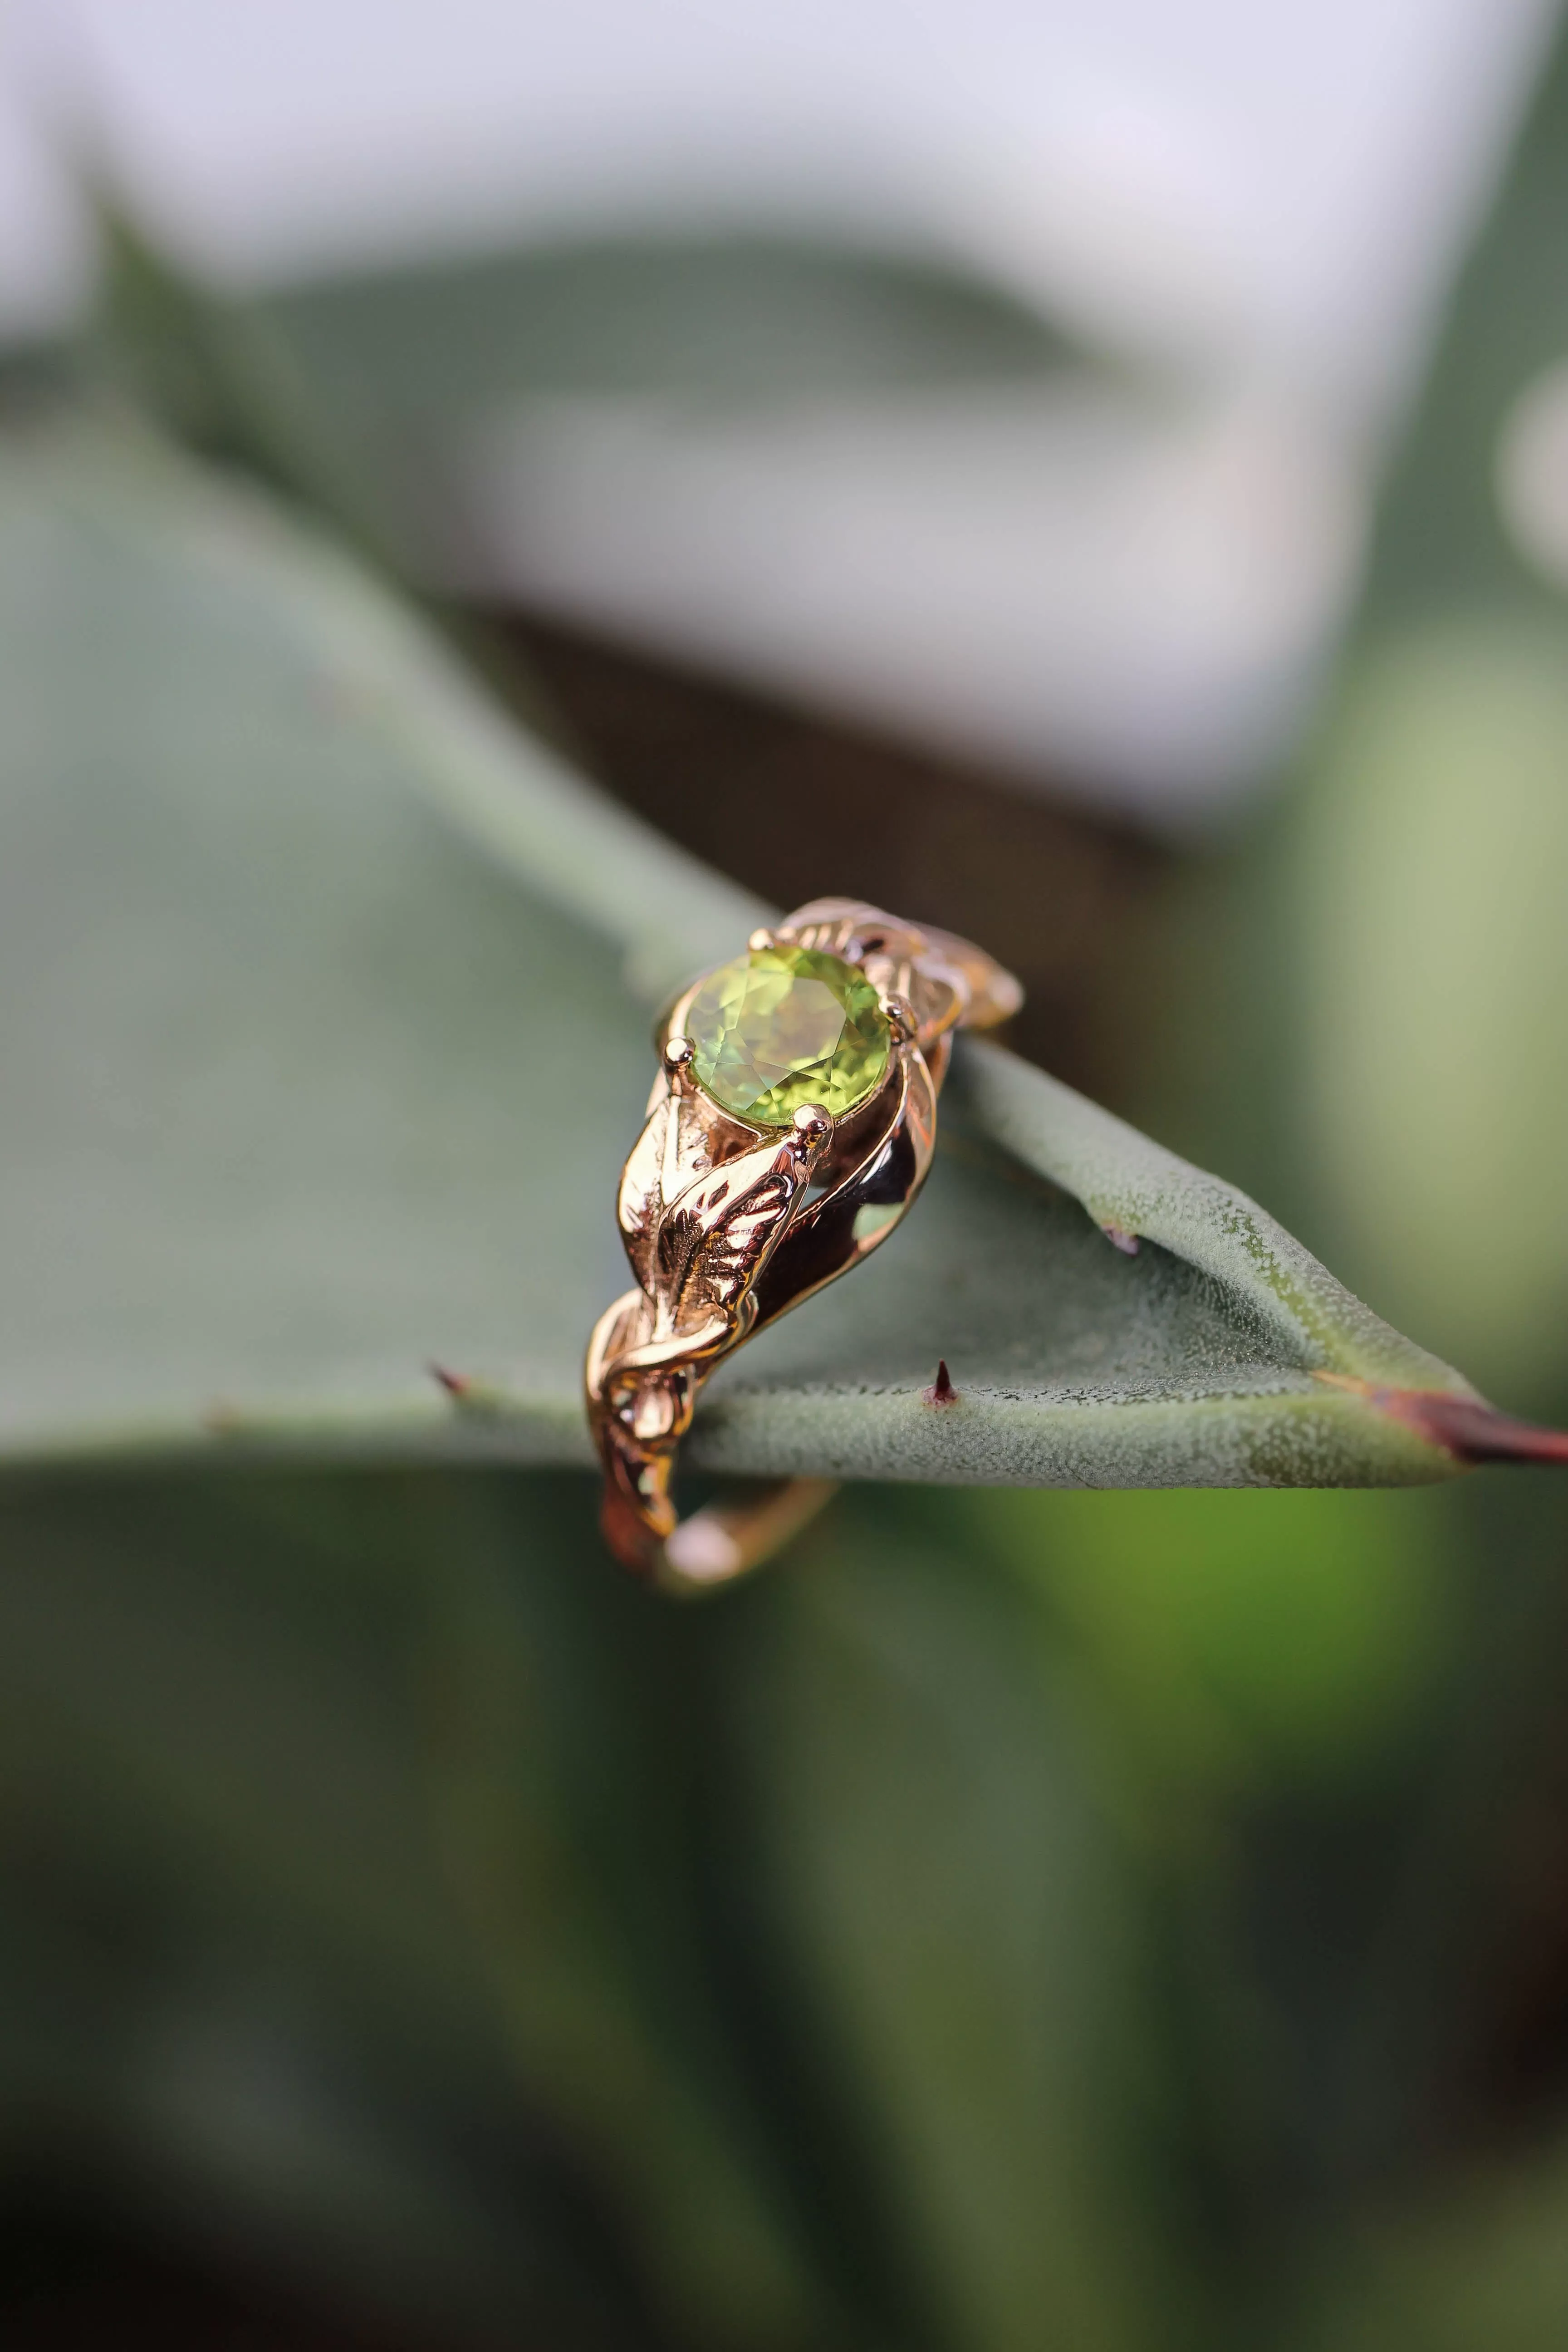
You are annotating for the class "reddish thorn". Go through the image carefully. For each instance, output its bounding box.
[429,1362,471,1400]
[1102,1223,1140,1256]
[1313,1372,1568,1466]
[923,1358,958,1407]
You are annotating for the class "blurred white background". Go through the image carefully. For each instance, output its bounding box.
[0,0,1554,820]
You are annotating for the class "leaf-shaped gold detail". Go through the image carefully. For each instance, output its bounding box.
[653,1148,801,1331]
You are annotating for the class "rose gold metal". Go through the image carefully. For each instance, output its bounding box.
[880,992,916,1044]
[584,898,1022,1592]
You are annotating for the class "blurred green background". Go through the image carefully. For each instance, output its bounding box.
[5,4,1568,2346]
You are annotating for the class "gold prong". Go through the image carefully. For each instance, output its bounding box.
[790,1102,833,1156]
[748,926,776,953]
[663,1032,695,1094]
[881,992,916,1044]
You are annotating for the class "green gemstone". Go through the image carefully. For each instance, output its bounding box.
[686,945,890,1126]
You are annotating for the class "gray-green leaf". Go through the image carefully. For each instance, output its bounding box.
[0,413,1505,1490]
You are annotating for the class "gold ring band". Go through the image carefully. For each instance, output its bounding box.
[585,899,1021,1591]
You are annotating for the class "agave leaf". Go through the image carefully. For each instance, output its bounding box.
[93,215,1093,582]
[0,412,1519,1488]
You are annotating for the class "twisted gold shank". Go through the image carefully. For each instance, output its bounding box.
[584,899,1021,1589]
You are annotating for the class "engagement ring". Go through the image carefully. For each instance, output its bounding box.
[585,899,1022,1590]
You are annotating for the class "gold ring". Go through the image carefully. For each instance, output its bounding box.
[585,899,1022,1591]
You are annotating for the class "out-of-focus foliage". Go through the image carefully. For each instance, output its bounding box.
[92,222,1093,599]
[0,1470,836,2344]
[1254,24,1568,2339]
[1298,628,1568,1395]
[980,1484,1458,1797]
[1285,21,1568,1414]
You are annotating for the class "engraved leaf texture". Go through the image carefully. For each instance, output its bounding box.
[651,1145,801,1329]
[617,1084,710,1299]
[0,414,1533,1489]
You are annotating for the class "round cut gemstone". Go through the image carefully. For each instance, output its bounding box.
[686,945,890,1126]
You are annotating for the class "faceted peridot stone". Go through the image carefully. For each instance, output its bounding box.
[686,945,890,1126]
